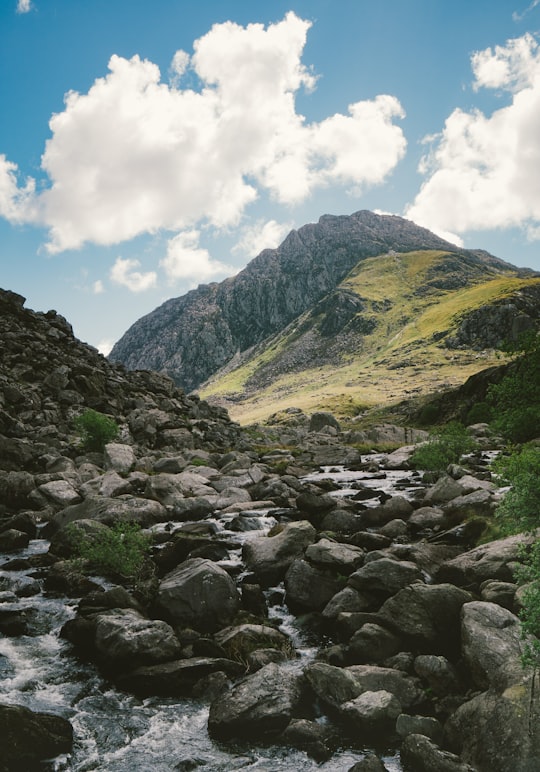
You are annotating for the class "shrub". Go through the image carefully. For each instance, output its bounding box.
[417,402,440,426]
[465,401,493,425]
[74,408,119,452]
[493,444,540,666]
[73,522,150,581]
[410,421,475,472]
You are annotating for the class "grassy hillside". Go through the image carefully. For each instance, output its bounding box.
[199,250,540,425]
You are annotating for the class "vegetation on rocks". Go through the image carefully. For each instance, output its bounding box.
[69,522,151,582]
[74,408,119,452]
[410,421,475,472]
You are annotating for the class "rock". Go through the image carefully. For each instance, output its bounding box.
[304,662,362,710]
[0,470,36,509]
[214,624,294,664]
[0,528,29,551]
[396,714,443,743]
[377,583,472,656]
[408,506,446,532]
[414,655,462,696]
[348,558,423,597]
[155,558,239,632]
[348,623,401,664]
[309,412,341,433]
[145,472,215,506]
[422,475,466,504]
[401,733,475,772]
[296,490,337,519]
[0,608,28,636]
[284,558,344,613]
[95,470,132,497]
[51,495,167,529]
[340,689,401,737]
[38,479,82,507]
[207,662,304,741]
[436,532,534,589]
[0,703,73,767]
[347,754,389,771]
[115,656,243,697]
[322,586,377,619]
[48,518,111,558]
[442,489,495,521]
[444,680,540,772]
[280,718,335,761]
[305,537,364,573]
[479,580,517,609]
[242,520,317,586]
[103,442,136,473]
[345,665,423,710]
[460,601,526,691]
[361,496,414,526]
[94,609,182,668]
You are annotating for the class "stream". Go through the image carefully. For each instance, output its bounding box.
[0,458,420,771]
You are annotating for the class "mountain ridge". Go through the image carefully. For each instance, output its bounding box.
[110,211,477,390]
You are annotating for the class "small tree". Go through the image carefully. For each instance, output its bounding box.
[74,408,119,452]
[73,522,150,581]
[410,421,475,472]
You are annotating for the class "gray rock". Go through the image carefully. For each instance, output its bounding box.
[414,655,462,696]
[38,479,82,507]
[401,733,475,771]
[0,703,73,767]
[348,623,401,664]
[94,609,182,667]
[285,558,344,613]
[345,665,423,710]
[309,412,341,433]
[214,624,294,664]
[396,713,443,742]
[0,528,30,551]
[208,662,304,741]
[52,495,167,529]
[422,475,466,504]
[115,656,243,697]
[461,601,526,691]
[341,689,401,735]
[305,537,365,573]
[304,662,363,710]
[103,442,136,474]
[243,520,317,586]
[322,586,377,619]
[155,558,239,633]
[348,558,423,596]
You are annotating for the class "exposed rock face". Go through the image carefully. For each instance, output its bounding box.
[110,211,463,390]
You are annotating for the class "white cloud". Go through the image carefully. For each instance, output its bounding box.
[406,33,540,242]
[92,279,104,294]
[0,155,36,222]
[232,219,293,257]
[97,338,114,356]
[16,0,32,13]
[0,12,406,254]
[110,257,157,292]
[160,230,234,283]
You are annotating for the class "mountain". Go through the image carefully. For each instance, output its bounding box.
[110,211,540,424]
[110,211,469,390]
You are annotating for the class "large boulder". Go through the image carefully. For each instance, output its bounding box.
[305,538,365,573]
[115,656,243,697]
[51,495,167,529]
[93,609,182,668]
[242,520,317,586]
[154,558,239,633]
[348,558,423,597]
[401,733,475,772]
[436,533,534,589]
[341,689,401,738]
[207,662,305,741]
[0,703,73,768]
[103,442,136,474]
[284,558,344,613]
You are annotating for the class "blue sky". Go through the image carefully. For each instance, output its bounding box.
[2,0,540,354]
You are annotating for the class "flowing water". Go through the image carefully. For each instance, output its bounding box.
[0,458,418,770]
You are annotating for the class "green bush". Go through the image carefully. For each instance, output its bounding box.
[74,408,119,452]
[417,402,440,426]
[493,444,540,665]
[410,421,475,472]
[73,522,150,580]
[488,332,540,443]
[465,401,493,425]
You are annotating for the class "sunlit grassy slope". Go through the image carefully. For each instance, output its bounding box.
[199,250,540,424]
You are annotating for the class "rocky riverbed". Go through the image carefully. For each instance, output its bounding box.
[1,287,539,771]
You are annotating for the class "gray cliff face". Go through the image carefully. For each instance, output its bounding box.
[109,211,465,391]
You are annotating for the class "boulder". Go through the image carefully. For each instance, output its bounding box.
[436,533,534,589]
[94,609,182,668]
[214,624,294,664]
[348,623,401,664]
[304,662,362,710]
[361,496,414,526]
[242,520,317,586]
[414,655,462,696]
[460,601,526,691]
[345,665,423,711]
[207,662,304,741]
[396,714,443,743]
[155,558,239,633]
[0,528,30,551]
[103,442,136,474]
[348,558,423,597]
[377,583,472,655]
[341,689,401,737]
[284,558,344,613]
[401,733,475,772]
[322,587,377,619]
[422,476,466,504]
[305,538,365,573]
[145,472,216,505]
[115,656,243,697]
[280,718,335,762]
[51,495,167,529]
[309,411,341,433]
[38,479,82,508]
[0,703,73,767]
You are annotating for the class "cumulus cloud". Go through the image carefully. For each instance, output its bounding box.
[160,230,234,283]
[232,219,293,257]
[110,257,157,292]
[16,0,32,13]
[406,33,540,242]
[92,279,104,294]
[97,339,114,356]
[0,12,406,254]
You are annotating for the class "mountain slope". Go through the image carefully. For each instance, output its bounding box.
[110,211,473,391]
[198,250,540,424]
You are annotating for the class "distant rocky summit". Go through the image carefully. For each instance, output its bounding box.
[110,211,483,391]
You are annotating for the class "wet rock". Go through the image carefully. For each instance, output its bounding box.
[305,537,364,573]
[322,586,377,620]
[280,718,335,761]
[304,662,362,710]
[347,754,389,771]
[155,558,239,633]
[348,557,423,597]
[401,733,475,771]
[0,608,28,636]
[284,558,344,613]
[242,520,316,586]
[0,528,29,551]
[207,662,305,741]
[116,656,243,697]
[214,624,294,665]
[94,608,182,668]
[0,702,73,767]
[340,689,401,738]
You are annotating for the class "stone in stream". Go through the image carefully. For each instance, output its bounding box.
[0,703,73,767]
[242,520,316,586]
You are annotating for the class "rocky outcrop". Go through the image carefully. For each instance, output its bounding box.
[109,211,468,390]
